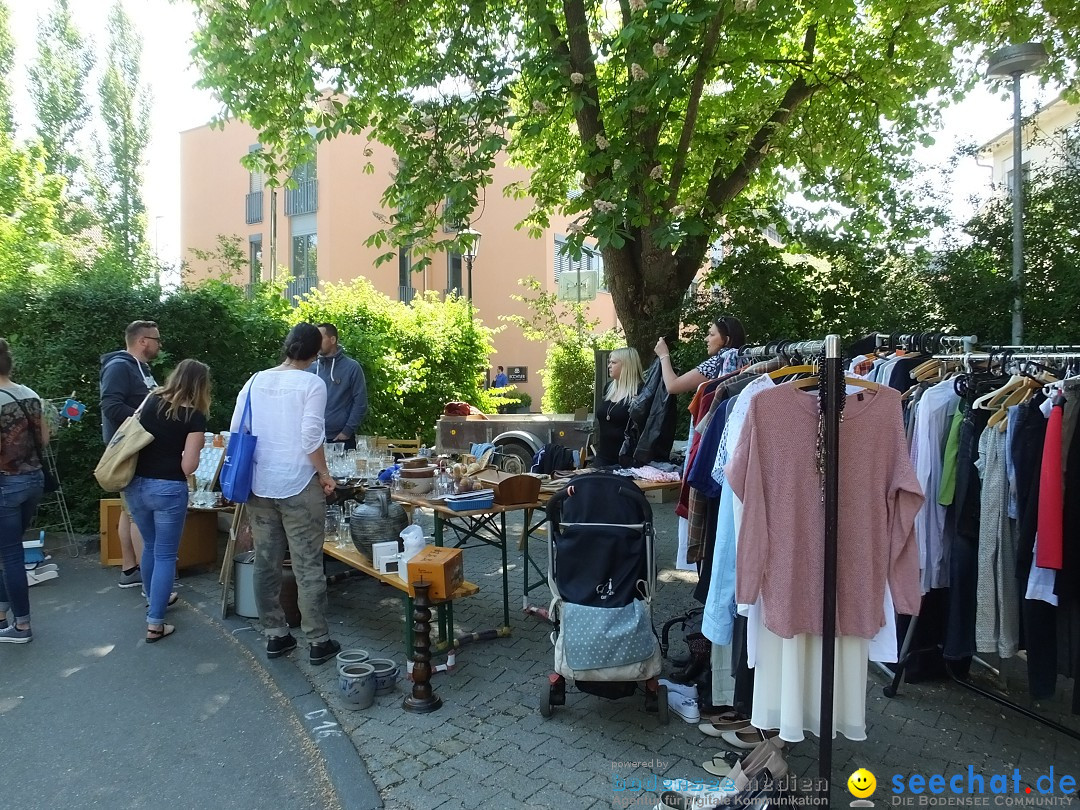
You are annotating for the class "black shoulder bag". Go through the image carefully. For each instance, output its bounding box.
[0,390,58,493]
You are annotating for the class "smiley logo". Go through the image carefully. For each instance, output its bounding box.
[848,768,877,798]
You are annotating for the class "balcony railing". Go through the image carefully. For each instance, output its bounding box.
[245,191,264,224]
[285,274,318,305]
[285,180,318,216]
[399,286,417,304]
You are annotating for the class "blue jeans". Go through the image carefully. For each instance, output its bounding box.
[0,471,44,624]
[124,476,189,625]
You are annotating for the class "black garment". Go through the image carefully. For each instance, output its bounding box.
[133,395,207,481]
[1011,397,1058,700]
[593,397,632,467]
[620,358,677,465]
[99,351,156,442]
[884,356,924,392]
[942,404,990,660]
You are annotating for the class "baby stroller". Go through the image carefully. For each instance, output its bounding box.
[539,472,668,722]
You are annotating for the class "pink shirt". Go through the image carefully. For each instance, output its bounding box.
[725,383,924,640]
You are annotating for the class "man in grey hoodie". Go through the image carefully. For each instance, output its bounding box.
[100,320,160,588]
[311,323,368,449]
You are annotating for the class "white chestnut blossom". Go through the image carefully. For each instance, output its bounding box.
[570,72,585,85]
[653,43,669,58]
[593,199,618,213]
[612,159,622,172]
[532,100,550,114]
[595,134,609,150]
[629,0,646,11]
[631,63,648,81]
[650,165,663,180]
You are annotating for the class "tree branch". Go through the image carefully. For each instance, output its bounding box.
[560,0,606,155]
[679,25,821,270]
[667,12,725,204]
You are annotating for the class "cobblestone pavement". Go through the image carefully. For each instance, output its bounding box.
[175,500,1080,809]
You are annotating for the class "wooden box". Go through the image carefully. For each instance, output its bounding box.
[99,498,221,571]
[474,470,541,505]
[406,546,464,600]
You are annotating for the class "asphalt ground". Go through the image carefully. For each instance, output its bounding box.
[1,551,377,810]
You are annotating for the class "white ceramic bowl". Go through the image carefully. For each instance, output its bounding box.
[398,477,434,495]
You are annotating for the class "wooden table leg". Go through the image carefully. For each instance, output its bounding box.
[219,504,244,619]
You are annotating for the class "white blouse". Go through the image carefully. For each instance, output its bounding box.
[230,369,327,499]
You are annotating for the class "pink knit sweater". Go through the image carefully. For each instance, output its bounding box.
[725,383,924,640]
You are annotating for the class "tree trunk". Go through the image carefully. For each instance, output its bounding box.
[603,237,699,364]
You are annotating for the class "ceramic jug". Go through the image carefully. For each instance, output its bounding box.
[349,484,409,553]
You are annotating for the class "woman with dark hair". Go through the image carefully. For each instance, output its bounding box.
[654,316,746,395]
[0,339,47,643]
[232,323,340,665]
[124,359,212,643]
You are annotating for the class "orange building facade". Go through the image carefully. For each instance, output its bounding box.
[179,119,621,405]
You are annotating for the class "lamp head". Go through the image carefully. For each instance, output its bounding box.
[460,227,481,261]
[986,42,1048,79]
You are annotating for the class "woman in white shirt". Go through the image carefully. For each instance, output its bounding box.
[231,323,340,665]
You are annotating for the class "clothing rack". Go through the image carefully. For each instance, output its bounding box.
[738,339,827,360]
[737,336,842,802]
[887,341,1080,745]
[820,335,842,804]
[873,333,979,353]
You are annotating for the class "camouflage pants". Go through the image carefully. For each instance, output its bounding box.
[248,475,329,643]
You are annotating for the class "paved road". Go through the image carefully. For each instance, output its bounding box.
[1,553,376,810]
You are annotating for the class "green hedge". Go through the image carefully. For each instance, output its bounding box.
[1,272,496,531]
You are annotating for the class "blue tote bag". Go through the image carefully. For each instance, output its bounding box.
[221,374,258,503]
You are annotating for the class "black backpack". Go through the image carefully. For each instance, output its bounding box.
[530,442,576,475]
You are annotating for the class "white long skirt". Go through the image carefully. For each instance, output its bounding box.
[749,624,869,743]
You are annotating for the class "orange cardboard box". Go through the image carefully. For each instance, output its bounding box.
[406,546,464,600]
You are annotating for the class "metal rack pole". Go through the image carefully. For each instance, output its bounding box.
[819,334,842,802]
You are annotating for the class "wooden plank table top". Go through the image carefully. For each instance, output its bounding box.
[321,540,480,602]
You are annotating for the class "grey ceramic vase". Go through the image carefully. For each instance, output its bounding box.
[349,485,409,553]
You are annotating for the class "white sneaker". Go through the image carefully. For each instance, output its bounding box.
[658,678,699,699]
[667,691,700,724]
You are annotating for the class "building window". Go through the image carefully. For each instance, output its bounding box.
[245,145,264,224]
[446,252,462,296]
[292,232,317,278]
[398,248,415,303]
[289,214,318,298]
[554,236,606,292]
[1005,161,1030,194]
[285,159,318,216]
[249,235,262,285]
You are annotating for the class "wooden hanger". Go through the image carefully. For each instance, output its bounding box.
[972,374,1026,411]
[768,363,819,380]
[790,375,881,393]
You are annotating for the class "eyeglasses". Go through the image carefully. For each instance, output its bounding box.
[144,336,162,344]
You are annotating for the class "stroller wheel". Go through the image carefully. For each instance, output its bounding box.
[539,684,553,718]
[656,684,669,725]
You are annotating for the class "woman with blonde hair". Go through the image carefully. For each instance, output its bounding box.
[592,347,645,467]
[123,359,211,643]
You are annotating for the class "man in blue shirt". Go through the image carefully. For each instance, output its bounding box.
[492,366,509,388]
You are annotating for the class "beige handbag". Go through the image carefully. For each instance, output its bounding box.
[94,393,155,492]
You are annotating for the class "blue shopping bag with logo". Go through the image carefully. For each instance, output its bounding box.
[220,376,258,503]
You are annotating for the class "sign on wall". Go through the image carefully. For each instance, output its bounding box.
[507,366,528,383]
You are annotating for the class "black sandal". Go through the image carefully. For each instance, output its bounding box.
[146,624,176,643]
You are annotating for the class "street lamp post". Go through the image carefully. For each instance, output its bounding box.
[460,227,481,317]
[986,42,1048,345]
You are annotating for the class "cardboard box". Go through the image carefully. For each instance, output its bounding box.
[406,546,464,600]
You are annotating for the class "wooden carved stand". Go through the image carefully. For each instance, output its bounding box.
[403,581,443,713]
